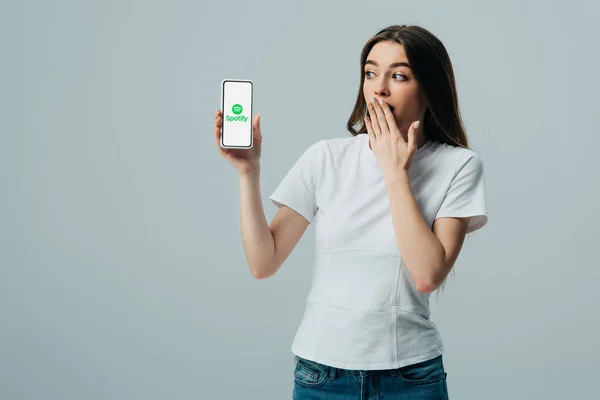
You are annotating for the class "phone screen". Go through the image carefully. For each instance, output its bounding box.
[221,80,253,148]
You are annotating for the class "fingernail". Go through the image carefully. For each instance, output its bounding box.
[414,121,420,129]
[371,97,376,104]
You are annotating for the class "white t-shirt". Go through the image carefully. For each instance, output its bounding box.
[269,133,488,370]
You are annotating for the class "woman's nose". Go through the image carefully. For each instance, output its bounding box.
[375,86,389,96]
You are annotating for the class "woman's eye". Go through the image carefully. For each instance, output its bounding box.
[364,71,406,80]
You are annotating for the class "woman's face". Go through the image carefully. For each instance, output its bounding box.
[363,40,427,135]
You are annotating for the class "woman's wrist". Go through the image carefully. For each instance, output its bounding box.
[238,166,261,178]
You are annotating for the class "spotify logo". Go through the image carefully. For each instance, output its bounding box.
[226,103,248,122]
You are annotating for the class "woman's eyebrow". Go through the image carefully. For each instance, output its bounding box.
[365,60,411,69]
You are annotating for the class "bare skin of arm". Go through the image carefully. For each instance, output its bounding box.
[214,109,308,279]
[239,170,309,279]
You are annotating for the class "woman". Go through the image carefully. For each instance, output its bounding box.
[214,24,487,400]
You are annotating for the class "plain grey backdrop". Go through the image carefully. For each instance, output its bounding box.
[2,0,599,398]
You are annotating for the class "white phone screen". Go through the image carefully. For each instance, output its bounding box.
[221,80,252,148]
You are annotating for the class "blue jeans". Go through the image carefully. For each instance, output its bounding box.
[292,355,449,399]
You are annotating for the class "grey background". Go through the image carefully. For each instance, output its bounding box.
[1,0,599,398]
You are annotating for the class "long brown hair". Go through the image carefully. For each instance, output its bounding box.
[347,25,469,149]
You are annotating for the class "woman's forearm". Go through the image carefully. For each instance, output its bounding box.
[384,171,445,293]
[238,168,276,279]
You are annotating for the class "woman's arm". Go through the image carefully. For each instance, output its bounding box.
[239,169,309,279]
[385,171,470,293]
[238,169,275,279]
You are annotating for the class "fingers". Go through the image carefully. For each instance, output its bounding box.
[252,113,261,138]
[214,109,222,148]
[364,113,374,142]
[367,99,382,138]
[369,97,389,136]
[407,120,420,151]
[376,97,396,133]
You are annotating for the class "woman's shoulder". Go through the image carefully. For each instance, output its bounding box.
[320,134,365,156]
[429,140,484,165]
[320,134,361,147]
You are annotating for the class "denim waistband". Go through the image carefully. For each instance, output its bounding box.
[295,354,444,381]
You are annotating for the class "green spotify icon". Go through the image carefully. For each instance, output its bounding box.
[226,103,248,122]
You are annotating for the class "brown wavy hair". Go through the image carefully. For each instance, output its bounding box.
[347,25,469,150]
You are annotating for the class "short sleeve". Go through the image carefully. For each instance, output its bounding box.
[435,151,488,233]
[269,140,324,224]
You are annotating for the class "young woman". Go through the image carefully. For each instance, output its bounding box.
[214,24,487,400]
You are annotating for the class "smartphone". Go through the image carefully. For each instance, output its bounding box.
[220,79,253,149]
